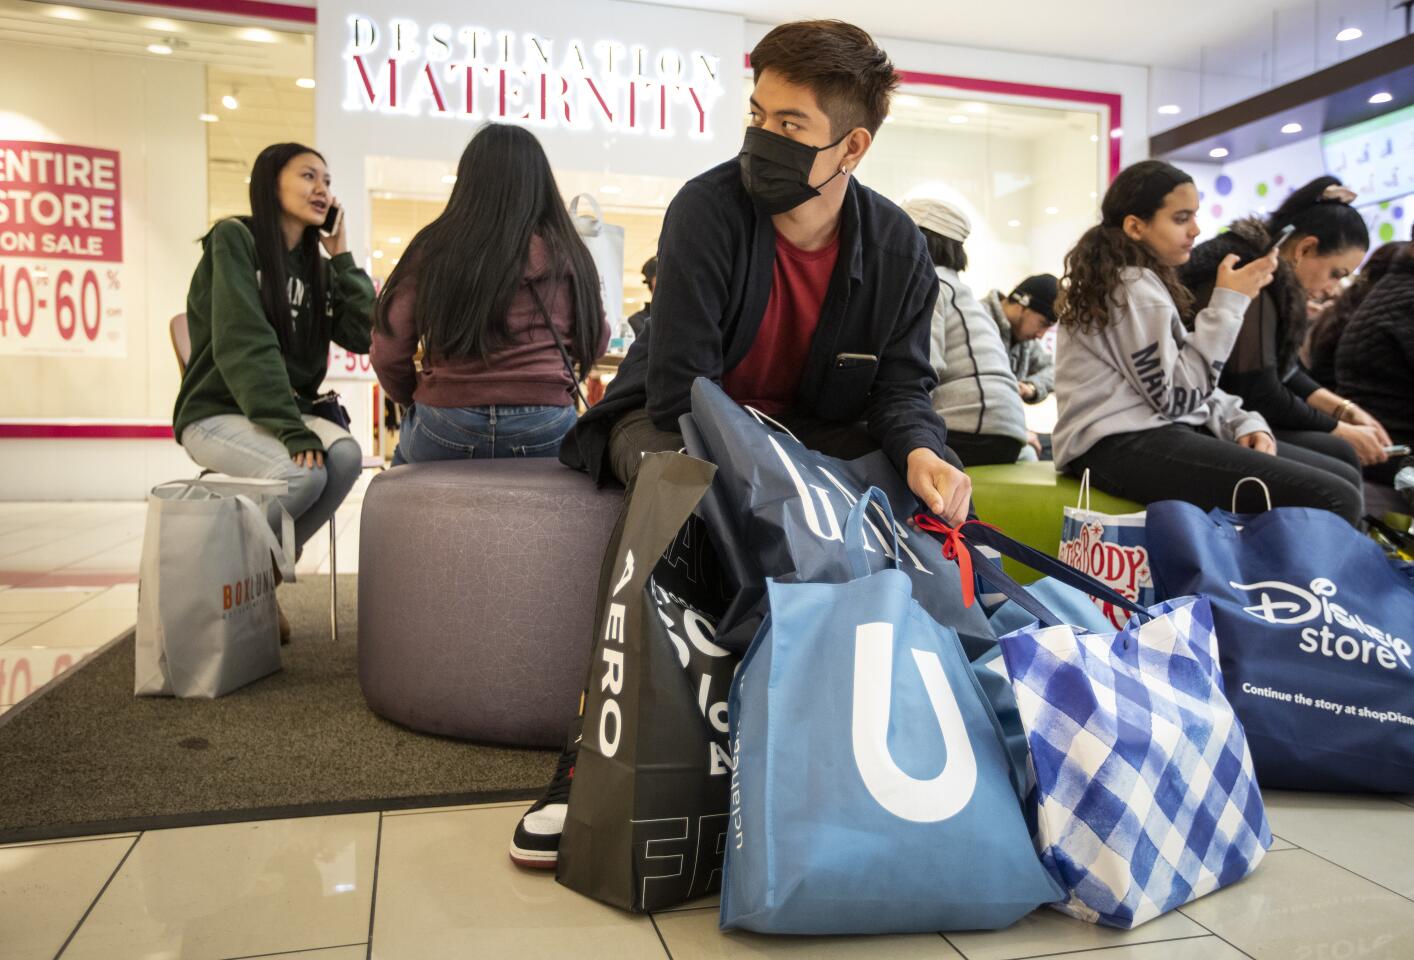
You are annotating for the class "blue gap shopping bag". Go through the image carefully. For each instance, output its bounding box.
[722,490,1061,936]
[1147,483,1414,793]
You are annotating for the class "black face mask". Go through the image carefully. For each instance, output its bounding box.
[738,126,848,215]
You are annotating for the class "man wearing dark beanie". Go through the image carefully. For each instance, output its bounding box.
[981,274,1058,403]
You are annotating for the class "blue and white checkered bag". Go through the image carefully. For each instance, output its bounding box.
[998,595,1271,929]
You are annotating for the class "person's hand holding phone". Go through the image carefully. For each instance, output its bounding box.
[1216,252,1278,300]
[320,196,347,257]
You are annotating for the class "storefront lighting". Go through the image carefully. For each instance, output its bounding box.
[948,115,968,124]
[240,28,278,43]
[894,95,921,108]
[1335,27,1363,42]
[296,78,317,89]
[244,177,251,184]
[147,43,173,56]
[49,7,85,20]
[441,175,457,185]
[1157,104,1181,115]
[222,94,240,110]
[372,250,384,259]
[963,102,987,114]
[387,236,402,244]
[1008,219,1022,227]
[1045,206,1059,215]
[198,113,219,123]
[1089,134,1099,142]
[1281,122,1303,134]
[1110,128,1123,139]
[147,19,179,32]
[1209,147,1230,158]
[1369,92,1392,104]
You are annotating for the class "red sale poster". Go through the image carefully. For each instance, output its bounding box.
[0,140,126,357]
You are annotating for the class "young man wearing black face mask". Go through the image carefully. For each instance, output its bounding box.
[558,18,971,527]
[512,19,968,873]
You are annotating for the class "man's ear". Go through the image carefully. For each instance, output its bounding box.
[841,127,872,173]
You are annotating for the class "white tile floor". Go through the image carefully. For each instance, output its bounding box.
[2,477,1413,959]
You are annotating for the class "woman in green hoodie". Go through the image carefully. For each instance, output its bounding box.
[173,142,374,634]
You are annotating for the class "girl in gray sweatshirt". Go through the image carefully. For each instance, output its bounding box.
[1051,160,1363,523]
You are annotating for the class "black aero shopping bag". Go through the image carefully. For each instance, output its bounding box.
[557,452,737,912]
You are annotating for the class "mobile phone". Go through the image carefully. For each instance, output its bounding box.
[1384,444,1411,456]
[834,352,877,370]
[1268,223,1296,255]
[320,201,342,235]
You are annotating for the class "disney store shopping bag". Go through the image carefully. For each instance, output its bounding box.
[136,476,293,698]
[720,491,1062,935]
[1059,470,1155,629]
[557,452,738,912]
[919,519,1271,930]
[681,377,995,658]
[1147,483,1414,793]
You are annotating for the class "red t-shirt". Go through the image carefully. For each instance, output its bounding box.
[721,230,840,414]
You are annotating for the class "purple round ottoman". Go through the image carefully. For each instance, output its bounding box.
[358,458,623,747]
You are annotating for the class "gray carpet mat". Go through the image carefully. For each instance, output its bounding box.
[0,575,555,843]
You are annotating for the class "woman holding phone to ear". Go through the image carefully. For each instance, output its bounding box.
[1181,176,1385,482]
[173,142,374,640]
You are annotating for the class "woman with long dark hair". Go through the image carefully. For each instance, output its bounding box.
[1180,176,1388,477]
[1051,160,1363,523]
[371,124,608,462]
[173,143,374,638]
[1303,240,1406,389]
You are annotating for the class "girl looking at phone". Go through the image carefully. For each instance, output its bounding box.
[173,142,375,639]
[1052,160,1363,523]
[1181,176,1387,477]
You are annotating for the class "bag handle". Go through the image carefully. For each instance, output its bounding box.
[844,487,901,580]
[745,405,803,444]
[914,511,1151,628]
[236,494,295,581]
[568,193,604,230]
[1231,476,1273,514]
[1076,468,1092,512]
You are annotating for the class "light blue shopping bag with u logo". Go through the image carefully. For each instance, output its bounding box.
[720,490,1061,935]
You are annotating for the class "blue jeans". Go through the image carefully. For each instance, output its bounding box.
[180,413,363,551]
[393,403,577,464]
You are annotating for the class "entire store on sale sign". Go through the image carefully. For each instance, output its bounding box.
[0,139,126,357]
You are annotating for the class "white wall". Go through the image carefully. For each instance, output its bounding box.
[0,41,209,500]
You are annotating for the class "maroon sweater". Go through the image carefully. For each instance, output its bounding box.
[371,235,609,408]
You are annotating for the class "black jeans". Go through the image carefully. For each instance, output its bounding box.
[1070,424,1364,525]
[947,432,1025,468]
[1271,429,1363,487]
[607,405,963,482]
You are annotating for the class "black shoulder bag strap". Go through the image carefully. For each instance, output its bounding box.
[527,280,591,412]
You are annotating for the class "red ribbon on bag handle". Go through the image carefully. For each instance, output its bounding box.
[911,514,1001,608]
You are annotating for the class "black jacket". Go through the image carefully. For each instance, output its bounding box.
[561,160,946,484]
[1335,254,1414,439]
[1181,218,1337,433]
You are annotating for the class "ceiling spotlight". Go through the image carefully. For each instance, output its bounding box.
[387,236,402,244]
[147,42,173,55]
[198,113,219,123]
[1157,104,1181,115]
[296,78,316,89]
[948,115,968,124]
[240,28,278,43]
[147,19,179,31]
[372,250,384,259]
[1281,122,1303,134]
[1110,127,1124,139]
[222,94,239,110]
[1007,219,1022,227]
[963,102,987,114]
[49,6,85,20]
[244,177,251,184]
[1369,92,1392,104]
[1209,147,1230,158]
[1089,134,1099,142]
[1335,27,1363,42]
[1045,206,1059,215]
[441,174,457,184]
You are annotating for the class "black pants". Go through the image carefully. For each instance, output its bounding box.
[1070,423,1364,525]
[947,432,1024,468]
[607,405,964,482]
[1272,429,1362,485]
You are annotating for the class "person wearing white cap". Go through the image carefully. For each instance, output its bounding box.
[902,197,1032,466]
